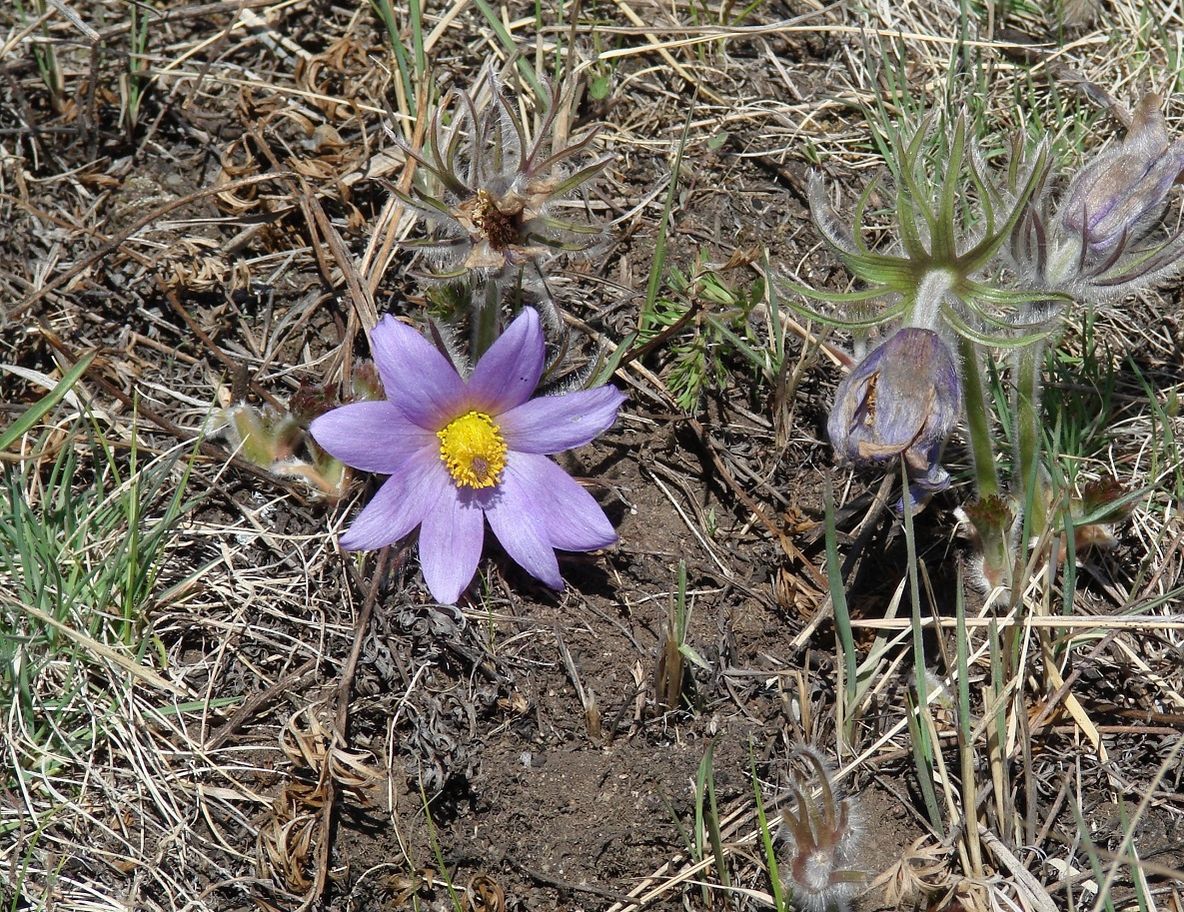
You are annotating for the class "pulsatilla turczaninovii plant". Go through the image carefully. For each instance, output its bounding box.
[778,746,864,911]
[393,74,610,289]
[309,307,625,604]
[792,114,1064,519]
[794,100,1154,590]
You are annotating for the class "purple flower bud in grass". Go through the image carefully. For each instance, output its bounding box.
[310,307,625,604]
[828,328,961,499]
[1061,93,1184,253]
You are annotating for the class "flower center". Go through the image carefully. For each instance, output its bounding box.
[437,410,507,489]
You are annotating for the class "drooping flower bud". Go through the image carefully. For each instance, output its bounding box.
[777,746,865,909]
[1060,93,1184,255]
[828,328,962,497]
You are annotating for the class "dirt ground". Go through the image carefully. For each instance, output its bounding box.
[3,0,1184,910]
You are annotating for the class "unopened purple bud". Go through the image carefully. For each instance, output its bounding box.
[1061,93,1184,253]
[828,328,961,488]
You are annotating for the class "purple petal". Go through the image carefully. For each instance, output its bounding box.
[484,456,563,589]
[510,454,617,551]
[419,484,486,604]
[369,315,465,428]
[310,401,437,473]
[499,385,626,454]
[466,307,545,414]
[339,450,446,551]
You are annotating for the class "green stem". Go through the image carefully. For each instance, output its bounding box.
[472,281,500,359]
[958,336,998,499]
[1014,339,1048,537]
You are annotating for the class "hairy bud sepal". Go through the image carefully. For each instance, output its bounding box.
[1061,94,1184,254]
[777,746,865,911]
[1041,93,1184,299]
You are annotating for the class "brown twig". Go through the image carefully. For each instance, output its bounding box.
[505,855,638,903]
[562,310,827,593]
[204,658,319,751]
[686,413,828,591]
[298,547,395,911]
[156,278,286,411]
[246,125,378,331]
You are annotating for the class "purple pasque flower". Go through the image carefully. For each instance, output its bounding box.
[1060,92,1184,254]
[310,307,625,604]
[827,327,961,500]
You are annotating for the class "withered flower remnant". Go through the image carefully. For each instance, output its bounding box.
[218,401,347,500]
[394,75,610,289]
[828,328,962,501]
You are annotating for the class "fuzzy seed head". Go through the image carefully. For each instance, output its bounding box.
[777,746,866,911]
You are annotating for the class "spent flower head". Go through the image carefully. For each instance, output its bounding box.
[393,74,610,290]
[828,327,962,506]
[310,307,625,604]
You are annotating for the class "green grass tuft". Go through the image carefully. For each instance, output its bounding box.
[0,413,197,806]
[638,251,773,411]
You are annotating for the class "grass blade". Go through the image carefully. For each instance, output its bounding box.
[0,351,95,452]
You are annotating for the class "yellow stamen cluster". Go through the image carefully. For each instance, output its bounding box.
[437,410,507,489]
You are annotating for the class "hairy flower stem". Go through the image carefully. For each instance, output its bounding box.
[958,337,999,499]
[473,280,501,359]
[1014,339,1049,539]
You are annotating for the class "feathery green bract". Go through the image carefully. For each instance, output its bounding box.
[789,114,1069,345]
